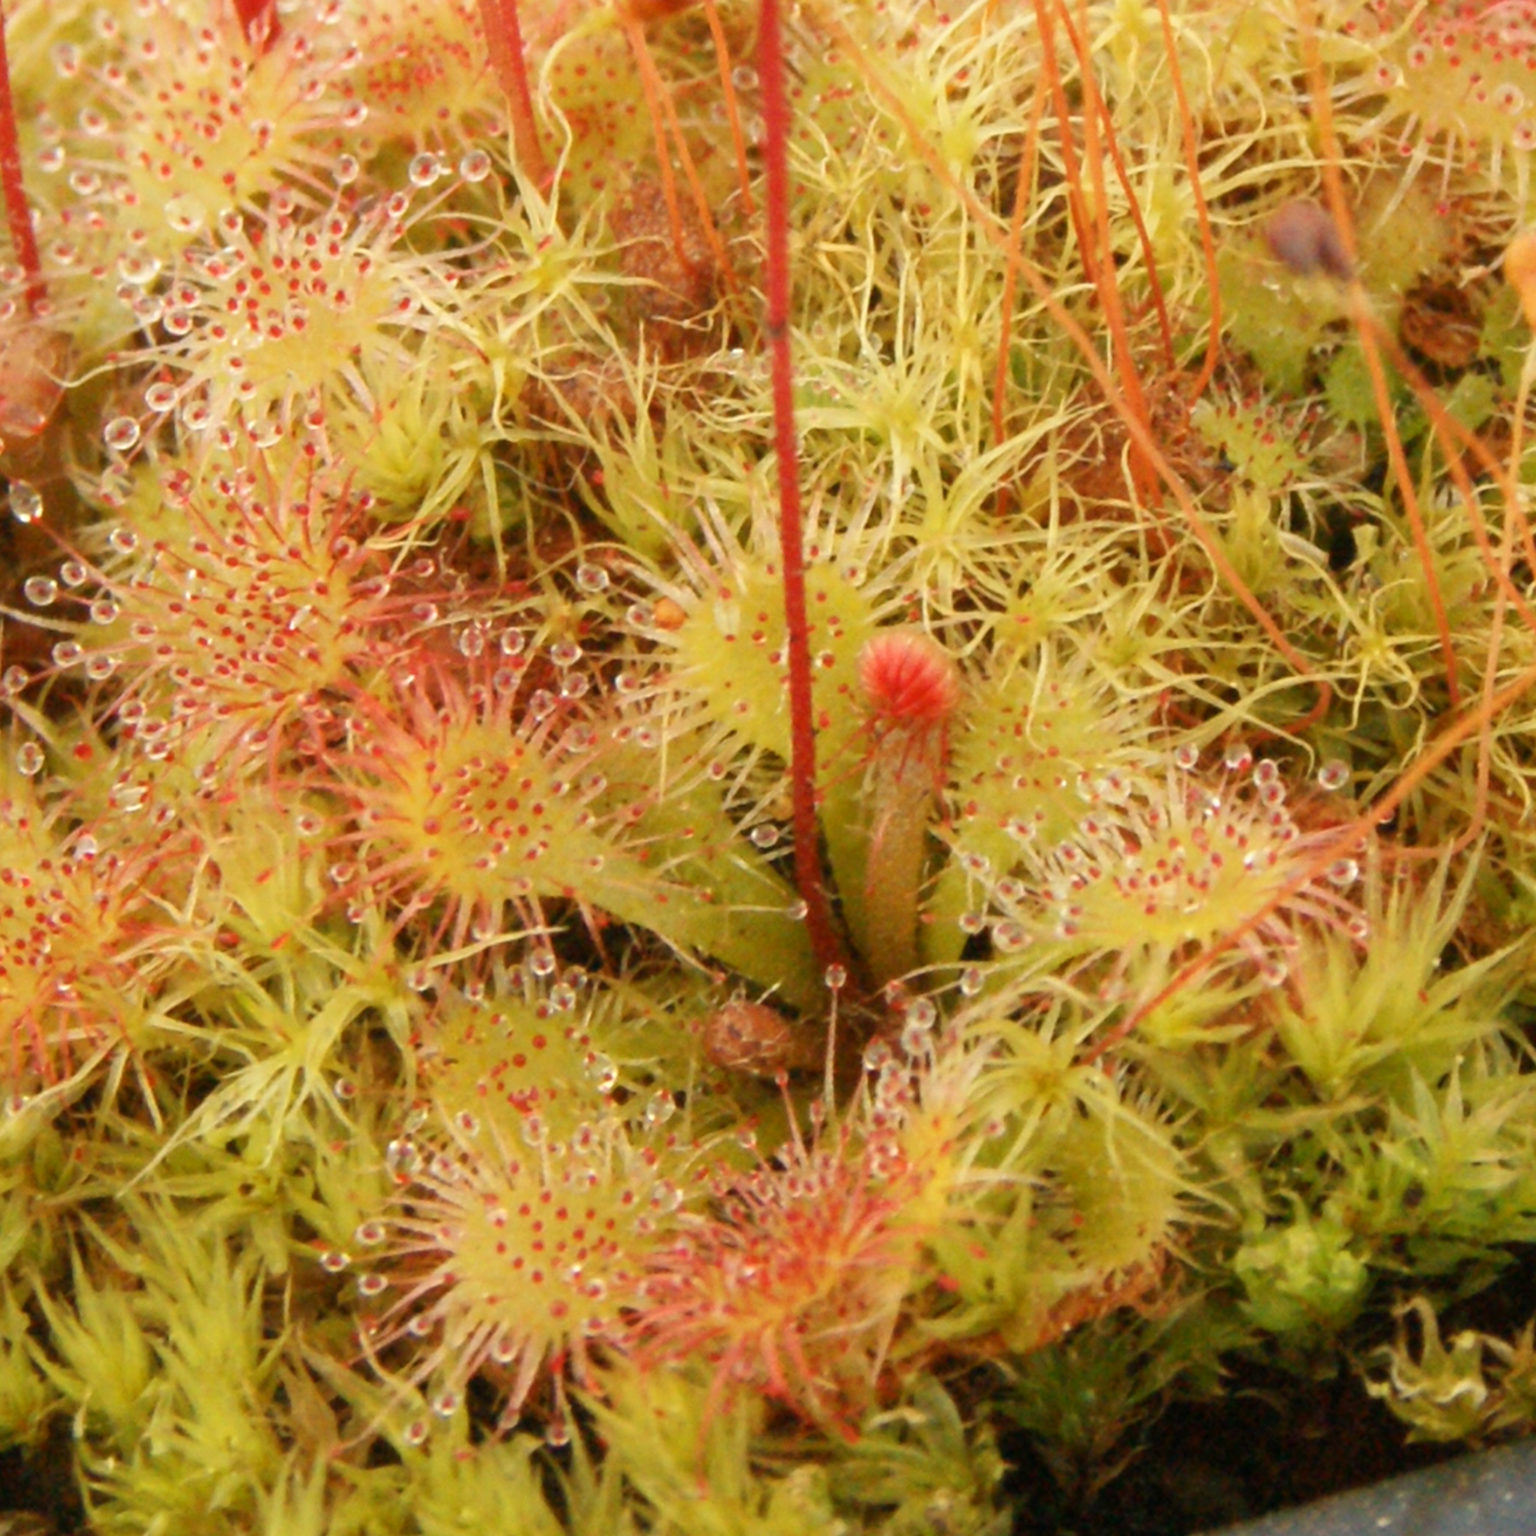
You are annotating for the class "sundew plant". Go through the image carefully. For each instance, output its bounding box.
[8,0,1536,1531]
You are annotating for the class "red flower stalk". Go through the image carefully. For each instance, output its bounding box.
[478,0,549,186]
[759,0,847,987]
[0,0,42,313]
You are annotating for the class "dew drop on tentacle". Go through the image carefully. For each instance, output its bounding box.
[9,481,42,524]
[1317,760,1350,792]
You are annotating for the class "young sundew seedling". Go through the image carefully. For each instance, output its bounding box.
[12,445,445,787]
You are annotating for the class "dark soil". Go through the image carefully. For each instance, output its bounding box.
[1004,1245,1536,1534]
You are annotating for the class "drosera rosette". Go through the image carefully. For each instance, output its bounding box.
[627,1072,942,1437]
[925,634,1167,970]
[5,0,369,367]
[327,0,508,163]
[623,482,893,773]
[13,440,454,793]
[627,991,1189,1437]
[974,744,1370,1006]
[1190,383,1368,556]
[404,953,692,1150]
[350,961,707,1437]
[0,733,182,1090]
[620,467,1184,1005]
[1189,386,1377,635]
[24,0,368,261]
[101,171,483,462]
[1191,387,1330,503]
[1330,0,1536,204]
[328,595,823,1001]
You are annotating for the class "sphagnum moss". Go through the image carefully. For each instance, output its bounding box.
[7,0,1536,1532]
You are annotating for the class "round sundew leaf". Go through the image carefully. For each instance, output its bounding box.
[351,683,824,1004]
[373,1103,692,1418]
[925,657,1157,967]
[672,562,876,763]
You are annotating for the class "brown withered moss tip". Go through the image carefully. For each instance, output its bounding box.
[1265,198,1354,284]
[521,350,642,433]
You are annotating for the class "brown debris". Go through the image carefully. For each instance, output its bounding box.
[609,176,720,359]
[702,998,822,1077]
[1399,276,1483,372]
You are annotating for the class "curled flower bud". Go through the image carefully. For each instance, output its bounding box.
[1265,198,1353,284]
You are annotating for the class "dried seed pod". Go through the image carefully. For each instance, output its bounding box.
[1265,198,1353,284]
[701,999,820,1077]
[610,176,719,358]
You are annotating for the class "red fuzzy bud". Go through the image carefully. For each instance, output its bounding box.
[857,630,959,734]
